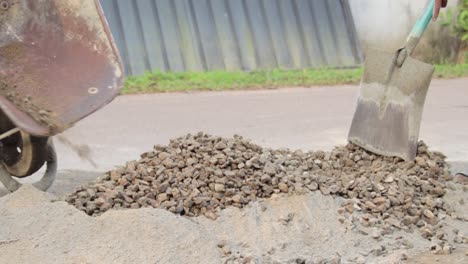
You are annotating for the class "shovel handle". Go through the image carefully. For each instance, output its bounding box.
[405,0,435,55]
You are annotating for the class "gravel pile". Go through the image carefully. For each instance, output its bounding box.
[67,133,457,242]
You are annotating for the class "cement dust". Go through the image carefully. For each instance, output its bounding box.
[56,135,97,168]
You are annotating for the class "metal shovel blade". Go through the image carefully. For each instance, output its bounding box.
[348,48,434,161]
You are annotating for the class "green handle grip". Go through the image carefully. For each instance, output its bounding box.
[408,0,435,39]
[405,0,435,55]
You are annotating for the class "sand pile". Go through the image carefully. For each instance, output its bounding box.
[1,133,467,263]
[3,184,466,264]
[67,133,462,245]
[0,186,221,264]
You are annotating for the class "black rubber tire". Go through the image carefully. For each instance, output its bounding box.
[1,132,48,178]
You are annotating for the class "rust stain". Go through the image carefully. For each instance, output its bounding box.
[0,0,122,136]
[0,41,63,132]
[0,79,65,133]
[0,44,24,61]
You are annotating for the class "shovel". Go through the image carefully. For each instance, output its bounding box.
[348,0,436,161]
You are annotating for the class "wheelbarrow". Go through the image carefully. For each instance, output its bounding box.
[0,0,123,192]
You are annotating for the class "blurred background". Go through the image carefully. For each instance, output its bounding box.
[98,0,467,77]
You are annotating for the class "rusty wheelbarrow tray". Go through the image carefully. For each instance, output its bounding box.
[0,0,123,192]
[0,0,123,136]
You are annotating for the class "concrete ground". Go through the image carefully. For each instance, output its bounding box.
[5,78,468,196]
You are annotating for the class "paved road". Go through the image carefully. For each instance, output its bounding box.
[11,78,468,194]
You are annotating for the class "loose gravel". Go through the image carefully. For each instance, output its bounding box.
[67,133,461,245]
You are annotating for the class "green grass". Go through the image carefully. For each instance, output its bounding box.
[122,64,468,94]
[434,63,468,78]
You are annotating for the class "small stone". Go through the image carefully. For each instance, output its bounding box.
[327,255,341,264]
[320,186,330,195]
[158,152,170,160]
[442,243,453,255]
[364,201,376,210]
[100,203,112,211]
[222,246,232,256]
[371,246,385,256]
[345,204,354,213]
[204,211,218,220]
[421,227,434,238]
[337,207,346,215]
[371,229,381,239]
[415,157,426,167]
[384,176,394,183]
[355,256,366,264]
[402,215,416,226]
[186,158,196,166]
[95,197,106,206]
[436,231,446,241]
[453,234,464,244]
[279,213,295,225]
[171,188,180,199]
[241,186,251,195]
[432,187,445,196]
[158,182,170,193]
[402,240,414,249]
[110,171,121,181]
[338,216,346,224]
[263,162,277,176]
[214,184,225,192]
[157,193,168,202]
[372,197,386,205]
[431,244,442,255]
[426,160,437,169]
[260,174,272,183]
[431,242,453,255]
[423,209,435,219]
[307,182,318,191]
[232,195,242,204]
[278,182,288,193]
[215,141,227,150]
[85,203,96,215]
[329,185,340,194]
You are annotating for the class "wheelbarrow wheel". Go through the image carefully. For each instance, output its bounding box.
[1,131,48,177]
[0,139,57,192]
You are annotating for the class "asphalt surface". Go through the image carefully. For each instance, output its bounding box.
[6,78,468,195]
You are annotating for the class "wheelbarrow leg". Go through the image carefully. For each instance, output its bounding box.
[0,140,57,192]
[33,140,57,191]
[0,166,22,192]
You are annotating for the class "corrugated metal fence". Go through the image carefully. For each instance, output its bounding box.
[99,0,362,76]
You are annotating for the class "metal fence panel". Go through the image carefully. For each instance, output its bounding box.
[99,0,362,76]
